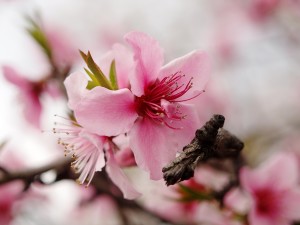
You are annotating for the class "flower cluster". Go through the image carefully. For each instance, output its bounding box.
[225,152,300,225]
[58,31,210,199]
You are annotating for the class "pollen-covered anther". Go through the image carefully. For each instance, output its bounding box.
[135,72,197,129]
[76,179,82,185]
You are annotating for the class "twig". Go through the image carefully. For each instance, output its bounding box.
[0,157,71,185]
[163,114,244,186]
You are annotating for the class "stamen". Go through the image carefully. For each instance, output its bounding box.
[135,72,199,130]
[53,115,103,187]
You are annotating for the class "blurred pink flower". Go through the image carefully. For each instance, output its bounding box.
[69,195,121,225]
[0,182,24,225]
[54,119,140,199]
[140,179,199,224]
[239,152,300,225]
[45,28,78,67]
[2,65,62,129]
[141,166,229,224]
[196,202,242,225]
[2,66,43,128]
[225,187,251,216]
[249,0,280,21]
[66,31,210,180]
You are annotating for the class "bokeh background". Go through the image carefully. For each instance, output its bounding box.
[1,0,300,224]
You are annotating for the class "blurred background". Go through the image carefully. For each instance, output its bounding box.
[1,0,300,224]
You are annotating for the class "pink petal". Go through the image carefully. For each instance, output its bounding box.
[129,117,176,180]
[2,66,42,128]
[64,72,89,110]
[115,147,137,167]
[257,152,299,190]
[74,87,138,136]
[193,166,230,191]
[99,43,134,89]
[22,90,42,129]
[281,189,300,220]
[46,29,77,65]
[224,188,251,214]
[0,181,24,225]
[125,31,164,96]
[79,131,106,172]
[196,202,224,225]
[159,50,210,100]
[45,81,61,99]
[196,202,239,225]
[240,167,261,193]
[2,65,30,89]
[241,153,299,191]
[249,209,289,225]
[106,148,141,200]
[161,102,200,151]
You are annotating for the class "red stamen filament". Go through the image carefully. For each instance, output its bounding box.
[135,72,201,129]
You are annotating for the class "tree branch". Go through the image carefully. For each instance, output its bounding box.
[0,157,71,185]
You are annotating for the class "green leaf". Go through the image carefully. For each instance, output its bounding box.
[84,68,99,85]
[26,18,52,59]
[84,68,100,90]
[178,184,213,201]
[109,60,119,90]
[79,50,88,64]
[80,51,113,90]
[86,80,98,90]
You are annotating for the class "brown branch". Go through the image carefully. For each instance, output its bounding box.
[0,157,71,185]
[163,114,244,186]
[0,155,182,225]
[89,172,184,225]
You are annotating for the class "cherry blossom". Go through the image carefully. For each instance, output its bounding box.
[65,31,210,180]
[2,66,43,128]
[54,118,140,200]
[236,152,300,225]
[0,182,24,225]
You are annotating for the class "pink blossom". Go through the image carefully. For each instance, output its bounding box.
[98,43,134,89]
[65,31,210,180]
[0,182,24,225]
[248,0,280,21]
[225,187,251,215]
[69,195,121,225]
[239,152,300,225]
[140,166,228,224]
[2,66,43,128]
[114,147,136,167]
[2,66,62,128]
[196,202,242,225]
[140,178,199,224]
[54,118,140,199]
[46,29,78,67]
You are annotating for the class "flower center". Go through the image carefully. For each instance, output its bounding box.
[254,188,280,216]
[135,72,200,128]
[53,115,103,186]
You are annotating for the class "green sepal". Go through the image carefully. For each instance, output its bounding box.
[109,60,119,90]
[80,50,112,90]
[86,80,98,90]
[26,17,52,59]
[84,68,100,90]
[177,184,213,202]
